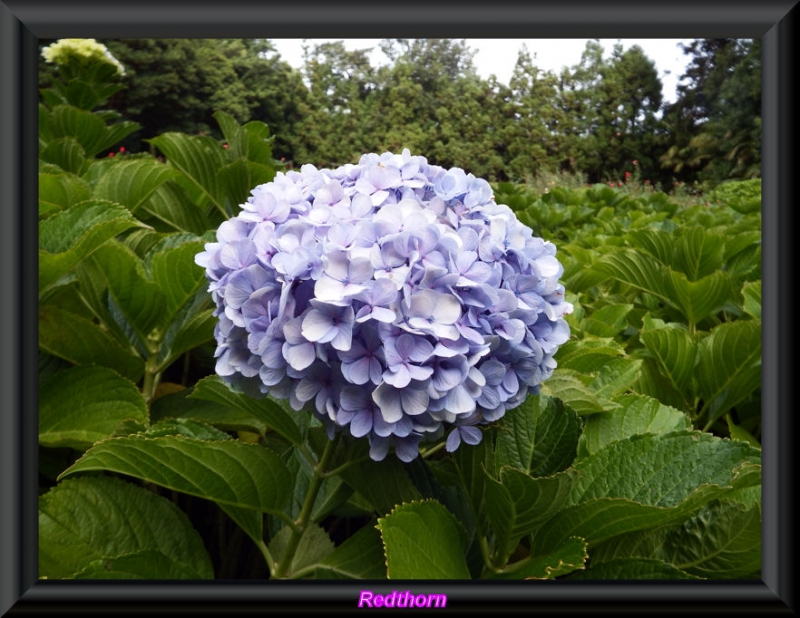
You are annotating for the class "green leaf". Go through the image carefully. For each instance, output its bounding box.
[219,504,264,549]
[589,357,643,400]
[269,523,335,578]
[540,369,608,415]
[667,270,737,326]
[39,366,148,450]
[215,158,253,208]
[448,438,494,534]
[639,316,698,392]
[594,250,673,306]
[726,415,761,448]
[150,385,267,435]
[495,394,581,477]
[39,171,91,213]
[93,158,180,213]
[336,454,423,517]
[38,305,145,382]
[47,105,138,158]
[71,257,133,347]
[567,558,701,580]
[672,226,726,281]
[315,523,387,579]
[484,468,577,562]
[60,435,292,516]
[242,119,275,163]
[147,133,228,213]
[190,376,304,447]
[377,500,471,579]
[591,499,761,579]
[696,320,762,426]
[282,448,350,523]
[39,201,62,220]
[39,476,213,579]
[630,356,687,412]
[529,432,761,554]
[577,394,690,458]
[146,235,207,320]
[214,112,275,165]
[39,199,147,292]
[569,431,760,507]
[142,418,232,441]
[140,181,210,235]
[72,549,209,580]
[556,338,626,374]
[580,303,633,338]
[625,229,675,265]
[214,110,249,158]
[88,241,167,343]
[40,136,88,175]
[156,303,215,371]
[489,537,587,580]
[741,280,761,319]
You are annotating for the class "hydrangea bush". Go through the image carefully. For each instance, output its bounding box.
[196,150,572,461]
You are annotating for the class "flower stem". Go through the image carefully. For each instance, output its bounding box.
[272,437,337,579]
[142,333,164,405]
[320,454,371,479]
[142,353,161,405]
[419,441,446,459]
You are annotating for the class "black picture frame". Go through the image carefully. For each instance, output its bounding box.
[2,1,795,614]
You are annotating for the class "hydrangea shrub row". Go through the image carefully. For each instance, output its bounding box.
[196,150,572,461]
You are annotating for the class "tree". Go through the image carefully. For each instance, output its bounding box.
[502,45,566,181]
[563,41,664,184]
[370,39,506,178]
[660,39,761,187]
[292,40,379,167]
[99,39,305,160]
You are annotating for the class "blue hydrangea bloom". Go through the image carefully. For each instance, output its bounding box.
[195,150,572,462]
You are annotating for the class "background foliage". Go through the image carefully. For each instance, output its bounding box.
[38,38,761,582]
[38,36,762,190]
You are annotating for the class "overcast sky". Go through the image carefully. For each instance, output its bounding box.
[268,38,695,105]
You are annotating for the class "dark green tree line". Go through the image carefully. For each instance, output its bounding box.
[660,39,761,186]
[40,37,760,190]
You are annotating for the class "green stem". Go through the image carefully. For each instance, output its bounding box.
[478,535,501,578]
[255,539,277,576]
[419,441,446,459]
[288,563,319,580]
[272,437,337,579]
[142,354,161,405]
[142,334,164,405]
[320,455,371,479]
[493,554,533,576]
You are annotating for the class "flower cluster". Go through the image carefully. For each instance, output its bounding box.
[196,150,572,462]
[41,39,126,76]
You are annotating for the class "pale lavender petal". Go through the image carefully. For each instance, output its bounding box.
[350,411,373,438]
[400,386,429,416]
[445,430,461,452]
[283,341,317,371]
[383,365,411,388]
[372,383,404,423]
[394,437,421,462]
[460,425,482,445]
[301,309,337,342]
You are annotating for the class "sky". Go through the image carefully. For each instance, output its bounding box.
[267,38,695,105]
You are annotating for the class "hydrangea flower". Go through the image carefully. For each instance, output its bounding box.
[196,150,572,462]
[41,39,126,76]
